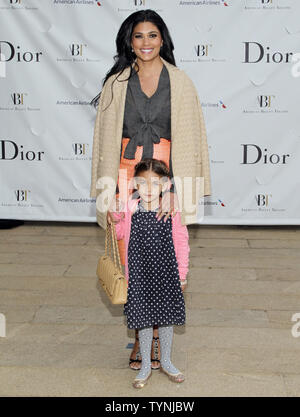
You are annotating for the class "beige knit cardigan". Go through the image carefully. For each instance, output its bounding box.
[90,56,212,230]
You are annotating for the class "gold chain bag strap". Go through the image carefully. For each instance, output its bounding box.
[96,218,128,304]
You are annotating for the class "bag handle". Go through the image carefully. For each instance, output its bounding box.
[104,217,123,273]
[104,218,112,258]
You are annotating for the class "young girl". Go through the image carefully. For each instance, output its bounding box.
[109,158,190,389]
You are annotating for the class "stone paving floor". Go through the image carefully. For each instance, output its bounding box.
[0,221,300,397]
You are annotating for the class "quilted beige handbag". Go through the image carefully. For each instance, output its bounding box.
[96,218,128,304]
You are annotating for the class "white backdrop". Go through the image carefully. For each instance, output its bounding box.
[1,0,300,225]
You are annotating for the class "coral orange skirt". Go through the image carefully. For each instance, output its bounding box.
[116,137,171,265]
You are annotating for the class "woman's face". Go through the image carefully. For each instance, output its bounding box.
[131,21,163,63]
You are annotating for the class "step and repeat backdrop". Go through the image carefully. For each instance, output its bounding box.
[0,0,300,225]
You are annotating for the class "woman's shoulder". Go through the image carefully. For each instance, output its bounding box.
[179,69,197,91]
[98,67,132,103]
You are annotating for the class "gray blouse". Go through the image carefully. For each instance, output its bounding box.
[121,63,175,192]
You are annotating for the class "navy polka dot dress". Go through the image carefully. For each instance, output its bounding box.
[124,199,186,329]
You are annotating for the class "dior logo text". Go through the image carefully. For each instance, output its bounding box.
[241,144,290,164]
[0,42,42,62]
[243,42,293,64]
[0,140,45,161]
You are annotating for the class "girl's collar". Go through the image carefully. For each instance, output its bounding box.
[129,197,160,213]
[137,199,160,212]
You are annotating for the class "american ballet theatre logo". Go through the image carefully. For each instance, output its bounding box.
[195,44,211,58]
[181,42,226,64]
[255,194,271,207]
[242,94,288,115]
[0,0,38,10]
[241,192,285,214]
[56,42,101,63]
[244,0,292,11]
[0,92,40,112]
[58,142,90,161]
[73,143,88,156]
[69,43,86,57]
[1,188,44,209]
[11,93,26,105]
[15,189,30,202]
[118,1,162,14]
[257,95,274,108]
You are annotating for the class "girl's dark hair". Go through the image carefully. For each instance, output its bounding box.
[131,158,170,199]
[134,158,170,179]
[90,9,176,109]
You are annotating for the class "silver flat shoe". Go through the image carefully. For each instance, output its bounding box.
[160,366,185,383]
[132,370,152,389]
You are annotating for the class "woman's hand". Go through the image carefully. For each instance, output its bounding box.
[156,190,179,222]
[107,196,125,224]
[107,210,115,225]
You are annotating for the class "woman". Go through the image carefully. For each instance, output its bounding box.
[90,9,212,371]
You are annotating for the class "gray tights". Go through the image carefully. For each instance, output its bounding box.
[136,325,180,380]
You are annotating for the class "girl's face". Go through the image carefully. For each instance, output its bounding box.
[131,21,163,63]
[135,170,167,205]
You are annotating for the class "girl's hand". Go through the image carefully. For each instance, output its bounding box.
[156,190,179,222]
[180,281,187,292]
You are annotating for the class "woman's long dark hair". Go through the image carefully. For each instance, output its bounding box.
[90,9,176,109]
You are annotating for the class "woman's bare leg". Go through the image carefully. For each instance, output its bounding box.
[129,329,142,370]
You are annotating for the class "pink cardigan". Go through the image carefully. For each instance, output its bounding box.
[111,197,190,286]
